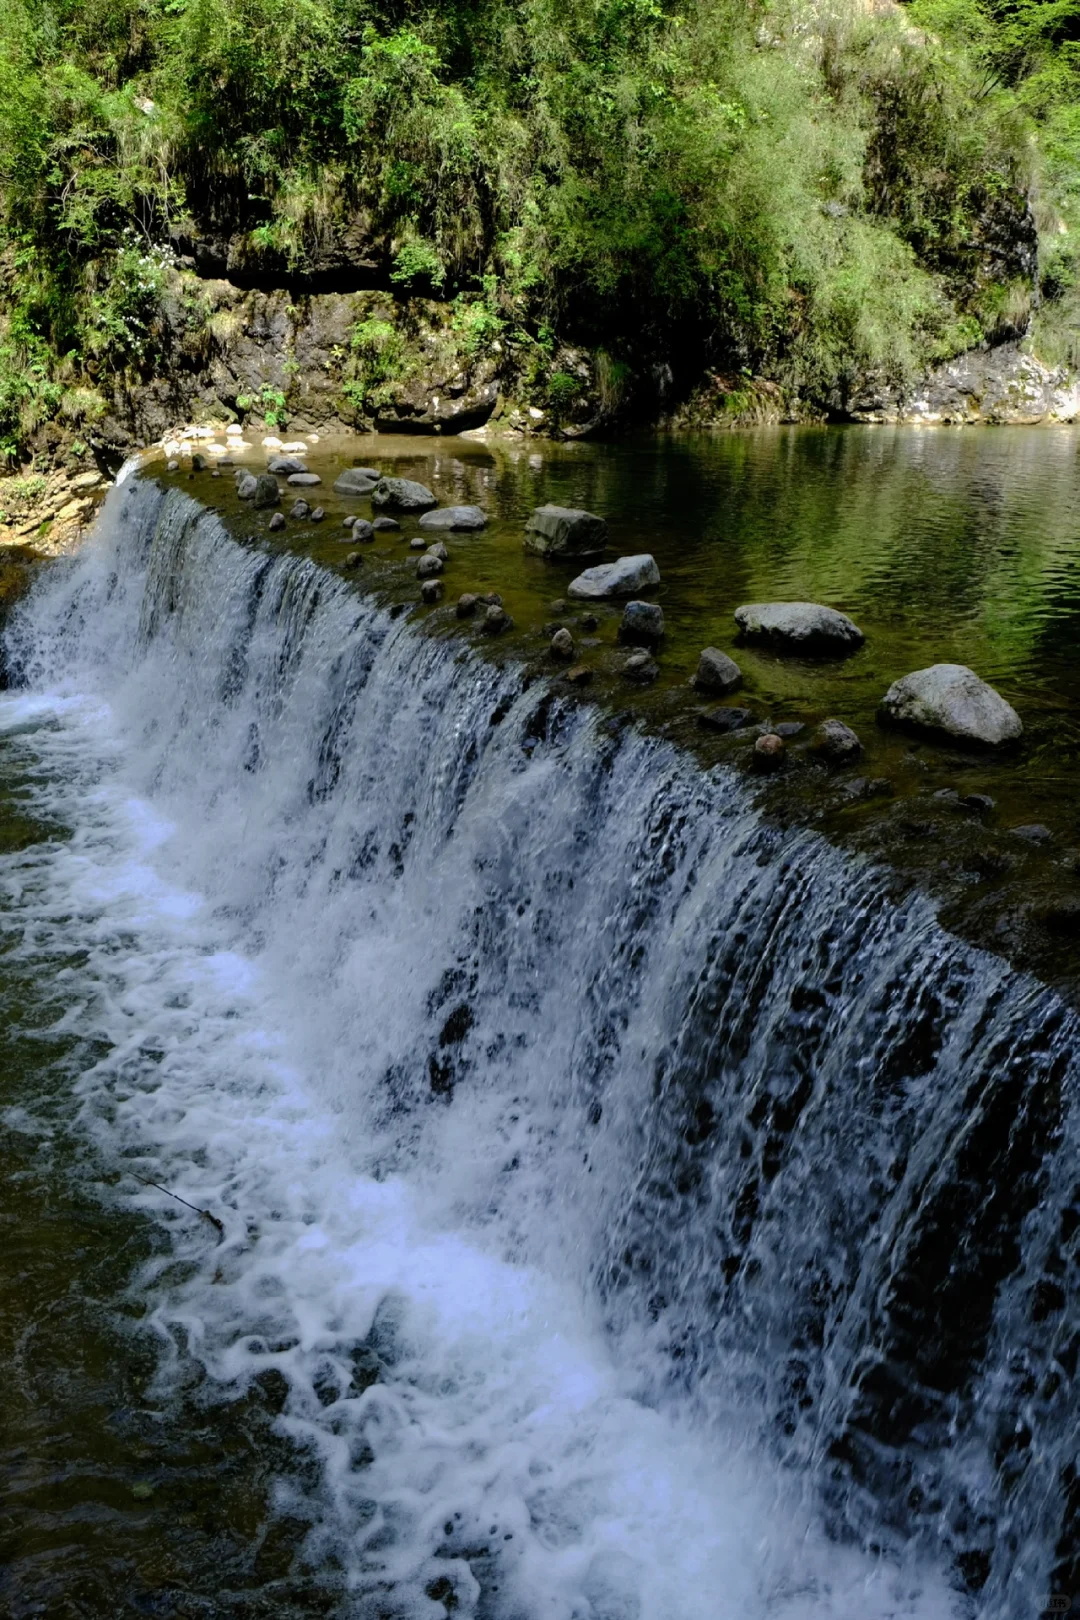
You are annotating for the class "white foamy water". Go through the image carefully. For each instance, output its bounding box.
[0,481,980,1616]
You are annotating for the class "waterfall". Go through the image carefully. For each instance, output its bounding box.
[3,480,1077,1618]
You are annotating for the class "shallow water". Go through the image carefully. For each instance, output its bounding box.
[3,436,1080,1616]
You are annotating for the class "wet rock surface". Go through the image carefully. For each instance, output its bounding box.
[523,504,608,558]
[692,647,742,694]
[880,664,1023,747]
[568,554,660,599]
[371,477,438,512]
[418,505,487,531]
[734,601,865,655]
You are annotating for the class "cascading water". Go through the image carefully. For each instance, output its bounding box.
[2,479,1077,1618]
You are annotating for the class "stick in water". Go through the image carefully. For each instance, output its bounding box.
[133,1173,225,1240]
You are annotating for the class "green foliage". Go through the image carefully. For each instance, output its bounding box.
[0,0,1068,457]
[235,383,288,427]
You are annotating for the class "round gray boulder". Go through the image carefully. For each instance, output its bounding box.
[418,505,487,531]
[734,602,864,655]
[371,477,438,512]
[619,601,665,646]
[812,718,862,765]
[692,647,742,695]
[567,555,660,600]
[333,468,379,496]
[879,664,1022,747]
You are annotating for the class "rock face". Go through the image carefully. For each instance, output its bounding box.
[523,505,607,559]
[734,602,864,655]
[880,664,1022,747]
[619,601,665,646]
[371,477,438,512]
[334,468,378,496]
[812,718,862,764]
[692,647,742,694]
[567,555,660,600]
[253,474,280,509]
[418,505,487,531]
[847,342,1080,427]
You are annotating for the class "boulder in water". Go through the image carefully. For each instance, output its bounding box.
[253,474,280,509]
[268,511,285,531]
[698,706,755,733]
[425,541,449,562]
[565,664,593,686]
[812,718,862,764]
[350,519,374,543]
[692,647,742,694]
[550,628,575,660]
[622,650,659,683]
[879,664,1022,747]
[310,507,325,523]
[236,473,258,500]
[456,593,479,619]
[482,604,511,634]
[290,499,310,520]
[524,505,607,558]
[567,555,660,599]
[343,551,363,571]
[416,553,445,579]
[619,601,665,646]
[287,472,321,487]
[734,602,864,655]
[371,477,438,512]
[753,733,786,772]
[418,505,487,531]
[334,468,378,496]
[420,578,444,604]
[373,516,400,532]
[268,456,306,474]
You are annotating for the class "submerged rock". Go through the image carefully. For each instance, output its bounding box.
[568,555,660,600]
[734,601,864,655]
[334,468,379,496]
[267,456,306,474]
[565,664,593,686]
[692,647,742,695]
[879,664,1022,747]
[418,505,487,531]
[697,706,755,733]
[619,601,665,646]
[371,477,438,512]
[812,718,862,765]
[524,504,607,558]
[622,651,659,683]
[252,474,280,509]
[482,604,511,634]
[373,516,400,532]
[343,551,364,570]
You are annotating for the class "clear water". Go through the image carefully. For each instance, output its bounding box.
[2,451,1079,1617]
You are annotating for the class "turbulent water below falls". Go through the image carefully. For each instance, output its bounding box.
[2,479,1080,1617]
